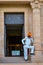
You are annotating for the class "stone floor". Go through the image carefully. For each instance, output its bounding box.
[0,63,43,65]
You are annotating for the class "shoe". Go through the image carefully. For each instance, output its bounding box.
[30,53,35,55]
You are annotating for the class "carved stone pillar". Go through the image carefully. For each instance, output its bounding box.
[31,1,42,62]
[31,1,41,50]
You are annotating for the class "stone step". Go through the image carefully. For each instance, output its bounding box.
[0,57,30,63]
[0,63,43,65]
[31,55,43,63]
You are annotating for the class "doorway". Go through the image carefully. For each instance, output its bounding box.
[4,13,24,57]
[6,24,24,57]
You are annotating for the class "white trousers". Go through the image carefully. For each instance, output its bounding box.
[23,45,34,60]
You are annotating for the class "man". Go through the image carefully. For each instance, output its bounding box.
[21,32,34,61]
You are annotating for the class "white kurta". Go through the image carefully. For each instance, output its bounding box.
[22,37,32,45]
[22,36,34,60]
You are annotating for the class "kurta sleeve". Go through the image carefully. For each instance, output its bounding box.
[21,37,26,45]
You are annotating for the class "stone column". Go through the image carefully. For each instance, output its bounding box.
[31,1,42,62]
[0,10,4,57]
[31,0,41,51]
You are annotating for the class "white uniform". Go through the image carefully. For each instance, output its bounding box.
[22,36,34,60]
